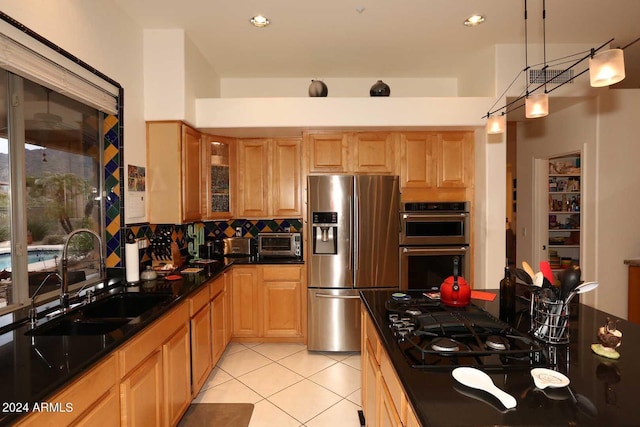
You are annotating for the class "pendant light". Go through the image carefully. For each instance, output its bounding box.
[486,114,506,134]
[525,93,549,118]
[589,48,625,87]
[526,0,549,119]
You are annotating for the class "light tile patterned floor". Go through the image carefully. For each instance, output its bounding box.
[192,343,362,427]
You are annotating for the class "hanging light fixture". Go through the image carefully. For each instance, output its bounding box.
[482,2,638,123]
[589,48,625,87]
[525,93,549,118]
[486,114,506,134]
[526,0,549,118]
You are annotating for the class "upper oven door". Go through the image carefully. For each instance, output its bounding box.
[400,212,469,245]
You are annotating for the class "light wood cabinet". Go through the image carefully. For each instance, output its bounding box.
[190,285,212,396]
[202,135,235,219]
[305,131,397,175]
[118,302,190,427]
[231,265,305,341]
[261,265,303,338]
[352,132,396,174]
[236,138,302,218]
[232,266,261,337]
[15,355,118,427]
[272,139,303,217]
[361,306,421,427]
[306,132,350,173]
[399,131,473,202]
[72,387,120,427]
[147,121,203,223]
[210,274,227,365]
[436,132,471,189]
[120,350,164,427]
[163,324,191,426]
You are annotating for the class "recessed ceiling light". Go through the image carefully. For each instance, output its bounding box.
[250,15,270,27]
[464,15,485,27]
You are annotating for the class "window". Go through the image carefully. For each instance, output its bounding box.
[0,71,104,310]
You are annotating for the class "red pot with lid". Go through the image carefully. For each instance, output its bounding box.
[440,258,471,307]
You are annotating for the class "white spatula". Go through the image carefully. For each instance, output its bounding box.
[452,367,517,409]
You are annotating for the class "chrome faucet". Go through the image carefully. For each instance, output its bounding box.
[61,228,105,311]
[29,272,62,327]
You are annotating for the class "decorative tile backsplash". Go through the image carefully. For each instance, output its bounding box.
[126,219,303,265]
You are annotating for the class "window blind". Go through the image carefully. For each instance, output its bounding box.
[0,32,118,114]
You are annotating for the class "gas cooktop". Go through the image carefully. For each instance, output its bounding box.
[386,296,549,371]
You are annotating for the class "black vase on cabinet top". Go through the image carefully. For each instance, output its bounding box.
[308,80,328,97]
[370,80,390,97]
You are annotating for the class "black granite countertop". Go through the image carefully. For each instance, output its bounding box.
[360,289,640,427]
[0,257,301,426]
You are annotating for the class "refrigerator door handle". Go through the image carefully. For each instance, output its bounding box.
[315,293,362,299]
[348,194,354,274]
[352,191,359,276]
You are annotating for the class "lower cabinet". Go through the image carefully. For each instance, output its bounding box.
[232,265,304,341]
[189,285,212,397]
[118,302,191,427]
[163,324,191,426]
[14,355,119,427]
[362,307,420,427]
[120,349,164,427]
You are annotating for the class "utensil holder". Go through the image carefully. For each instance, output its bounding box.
[531,292,570,344]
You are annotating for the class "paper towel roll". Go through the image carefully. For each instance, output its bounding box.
[126,242,140,283]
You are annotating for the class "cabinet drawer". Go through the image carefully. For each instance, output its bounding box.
[364,312,381,363]
[189,285,210,315]
[209,275,225,299]
[119,302,189,377]
[261,266,301,281]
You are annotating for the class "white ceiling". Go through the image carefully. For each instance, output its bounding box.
[114,0,640,90]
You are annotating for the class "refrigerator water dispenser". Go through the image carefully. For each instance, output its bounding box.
[311,211,338,255]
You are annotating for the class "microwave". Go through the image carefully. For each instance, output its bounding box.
[257,232,302,258]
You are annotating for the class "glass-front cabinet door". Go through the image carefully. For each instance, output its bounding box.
[203,135,234,219]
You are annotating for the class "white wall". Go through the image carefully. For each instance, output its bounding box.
[220,77,458,98]
[596,89,640,317]
[143,30,186,122]
[516,89,640,318]
[0,0,147,224]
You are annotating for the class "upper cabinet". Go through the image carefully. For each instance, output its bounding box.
[399,131,474,202]
[351,132,396,174]
[306,132,350,173]
[305,131,397,175]
[202,135,235,220]
[236,138,302,218]
[147,121,202,224]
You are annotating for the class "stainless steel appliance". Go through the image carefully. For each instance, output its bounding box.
[257,232,302,258]
[399,202,470,290]
[307,175,400,351]
[223,237,252,256]
[385,291,548,370]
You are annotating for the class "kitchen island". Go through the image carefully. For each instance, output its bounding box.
[360,289,640,427]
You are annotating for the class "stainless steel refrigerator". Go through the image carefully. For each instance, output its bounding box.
[307,175,400,351]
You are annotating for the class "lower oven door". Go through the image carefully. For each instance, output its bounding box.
[400,246,470,290]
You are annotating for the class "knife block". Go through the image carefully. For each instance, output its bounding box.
[152,242,183,268]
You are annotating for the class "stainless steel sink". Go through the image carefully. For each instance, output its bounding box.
[25,292,173,336]
[79,293,172,319]
[26,318,129,336]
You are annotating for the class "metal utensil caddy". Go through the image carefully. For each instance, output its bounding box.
[531,291,570,344]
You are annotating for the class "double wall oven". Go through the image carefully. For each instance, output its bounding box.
[399,202,470,290]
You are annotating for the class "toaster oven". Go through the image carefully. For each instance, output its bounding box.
[257,232,302,258]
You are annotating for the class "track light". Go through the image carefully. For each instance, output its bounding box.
[486,115,506,134]
[589,48,625,87]
[525,93,549,118]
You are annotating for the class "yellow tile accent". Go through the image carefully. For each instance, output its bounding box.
[106,251,120,269]
[104,143,118,163]
[106,215,121,236]
[103,115,118,132]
